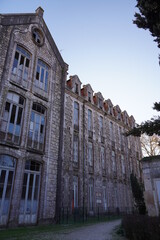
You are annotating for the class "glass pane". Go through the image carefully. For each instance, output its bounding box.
[5,172,13,199]
[19,97,24,105]
[16,107,23,125]
[31,111,35,122]
[45,71,48,91]
[40,68,44,83]
[35,114,40,124]
[20,55,24,66]
[13,94,19,104]
[28,174,33,200]
[25,58,30,68]
[15,125,20,136]
[0,170,6,198]
[0,155,15,168]
[8,123,14,134]
[10,105,16,124]
[36,65,40,80]
[34,175,39,200]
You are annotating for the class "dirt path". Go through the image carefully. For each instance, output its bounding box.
[51,219,125,240]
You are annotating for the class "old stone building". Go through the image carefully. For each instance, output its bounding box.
[62,75,142,212]
[0,8,142,227]
[0,8,68,226]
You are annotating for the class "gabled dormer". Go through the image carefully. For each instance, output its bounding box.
[104,99,114,116]
[129,115,135,128]
[81,84,93,103]
[66,75,82,95]
[114,105,122,121]
[122,110,129,126]
[94,92,104,110]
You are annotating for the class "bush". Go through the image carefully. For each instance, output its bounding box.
[122,215,160,240]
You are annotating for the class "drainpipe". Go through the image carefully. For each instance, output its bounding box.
[83,100,86,215]
[55,63,68,223]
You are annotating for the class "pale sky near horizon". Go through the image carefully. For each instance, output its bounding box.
[1,0,159,124]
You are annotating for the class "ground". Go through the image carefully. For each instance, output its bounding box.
[0,219,127,240]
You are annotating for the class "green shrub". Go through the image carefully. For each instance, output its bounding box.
[122,215,160,240]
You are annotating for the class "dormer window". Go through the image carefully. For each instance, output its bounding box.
[88,91,91,102]
[75,83,79,94]
[118,111,121,121]
[99,98,103,109]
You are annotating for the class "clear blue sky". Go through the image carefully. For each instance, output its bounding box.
[1,0,159,124]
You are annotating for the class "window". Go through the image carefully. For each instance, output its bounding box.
[75,83,79,94]
[0,155,16,225]
[88,109,92,131]
[103,186,107,211]
[72,176,78,209]
[73,134,79,163]
[99,98,103,109]
[35,59,49,92]
[119,126,122,145]
[28,103,46,151]
[101,146,105,169]
[88,142,93,166]
[73,102,79,130]
[112,150,116,172]
[121,155,125,174]
[88,91,91,102]
[32,28,43,45]
[12,45,30,82]
[110,122,114,141]
[99,116,103,136]
[19,160,41,224]
[0,92,24,144]
[89,179,94,211]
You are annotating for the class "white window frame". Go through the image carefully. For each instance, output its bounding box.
[0,92,24,144]
[28,103,46,151]
[35,59,49,92]
[11,45,30,82]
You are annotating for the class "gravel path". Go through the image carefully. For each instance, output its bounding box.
[51,219,124,240]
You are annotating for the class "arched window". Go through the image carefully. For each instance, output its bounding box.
[0,92,25,144]
[35,59,49,92]
[11,45,30,83]
[0,155,16,226]
[28,103,46,151]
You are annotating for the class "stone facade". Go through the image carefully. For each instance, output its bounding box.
[0,8,142,227]
[0,8,68,226]
[62,75,142,212]
[141,156,160,216]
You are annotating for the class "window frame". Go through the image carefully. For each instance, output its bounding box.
[27,103,46,151]
[0,92,25,144]
[11,45,31,83]
[35,59,49,92]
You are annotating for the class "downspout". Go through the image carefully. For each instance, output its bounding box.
[55,63,68,223]
[83,100,86,212]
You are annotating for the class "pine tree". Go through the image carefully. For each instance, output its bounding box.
[126,102,160,137]
[130,173,146,214]
[133,0,160,49]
